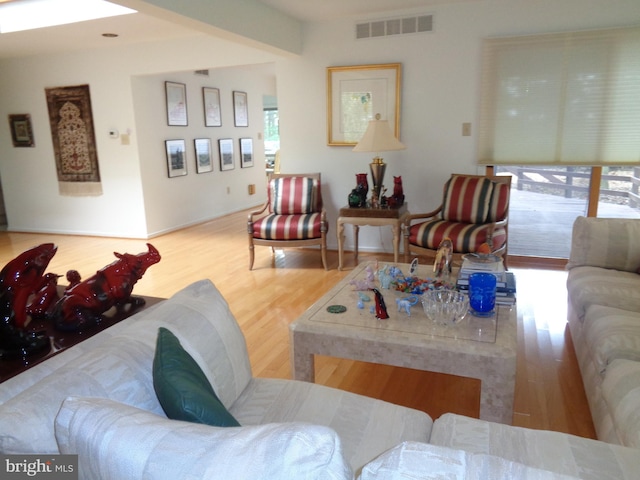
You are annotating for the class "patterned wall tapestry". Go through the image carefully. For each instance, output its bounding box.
[45,84,102,196]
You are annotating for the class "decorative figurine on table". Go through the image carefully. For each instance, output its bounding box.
[372,288,389,320]
[350,265,376,290]
[26,273,62,320]
[355,173,368,199]
[378,265,393,289]
[0,243,59,358]
[348,174,369,207]
[434,237,453,278]
[53,243,161,331]
[396,298,412,316]
[391,176,405,207]
[396,296,418,316]
[370,188,380,209]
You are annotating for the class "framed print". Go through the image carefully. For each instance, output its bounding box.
[165,139,187,177]
[203,87,221,127]
[9,114,34,147]
[239,137,254,168]
[194,138,213,173]
[233,91,248,127]
[218,138,235,171]
[165,81,188,126]
[327,63,401,146]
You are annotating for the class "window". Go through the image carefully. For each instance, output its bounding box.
[479,26,640,167]
[263,108,279,171]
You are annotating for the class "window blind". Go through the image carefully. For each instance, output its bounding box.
[478,26,640,166]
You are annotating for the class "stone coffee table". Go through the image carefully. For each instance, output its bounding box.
[289,261,517,424]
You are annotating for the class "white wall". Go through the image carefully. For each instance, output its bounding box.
[277,0,640,253]
[133,64,275,236]
[1,0,639,248]
[0,34,280,237]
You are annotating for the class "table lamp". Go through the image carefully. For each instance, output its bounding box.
[352,113,405,204]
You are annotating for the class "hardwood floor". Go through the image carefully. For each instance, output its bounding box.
[1,209,595,440]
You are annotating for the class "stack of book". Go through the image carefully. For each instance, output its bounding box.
[456,255,517,305]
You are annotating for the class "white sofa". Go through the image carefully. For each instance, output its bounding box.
[1,278,639,479]
[566,216,640,448]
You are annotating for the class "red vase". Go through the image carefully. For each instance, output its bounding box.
[355,173,368,198]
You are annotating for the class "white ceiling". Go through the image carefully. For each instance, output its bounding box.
[0,0,474,59]
[258,0,476,22]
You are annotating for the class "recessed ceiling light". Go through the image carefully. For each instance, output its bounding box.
[0,0,136,34]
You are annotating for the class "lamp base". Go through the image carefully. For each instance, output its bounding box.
[370,157,386,205]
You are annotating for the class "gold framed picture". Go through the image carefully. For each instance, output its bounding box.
[327,63,401,146]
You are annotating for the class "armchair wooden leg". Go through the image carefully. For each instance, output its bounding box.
[249,244,255,270]
[321,240,328,271]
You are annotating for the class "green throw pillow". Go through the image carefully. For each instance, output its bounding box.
[153,327,240,427]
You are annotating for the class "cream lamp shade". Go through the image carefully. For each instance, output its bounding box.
[352,113,405,203]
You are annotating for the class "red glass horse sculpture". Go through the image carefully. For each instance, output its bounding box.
[53,243,161,331]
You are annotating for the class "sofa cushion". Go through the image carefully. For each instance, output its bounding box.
[442,175,494,224]
[601,359,640,448]
[116,279,253,410]
[583,305,640,374]
[408,219,505,253]
[430,413,640,480]
[55,396,352,480]
[252,212,324,240]
[359,441,579,480]
[566,266,640,320]
[0,279,252,454]
[0,336,161,454]
[270,176,319,215]
[567,216,640,273]
[153,327,240,427]
[229,377,432,474]
[486,180,510,223]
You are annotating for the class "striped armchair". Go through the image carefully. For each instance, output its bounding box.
[403,174,511,265]
[248,173,328,270]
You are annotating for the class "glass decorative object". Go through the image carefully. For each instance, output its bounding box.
[468,272,497,317]
[422,290,468,326]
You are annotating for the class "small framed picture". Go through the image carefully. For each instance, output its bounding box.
[9,114,34,147]
[165,81,188,126]
[165,139,187,177]
[218,138,235,171]
[203,87,221,127]
[233,91,248,127]
[239,138,254,168]
[194,138,213,173]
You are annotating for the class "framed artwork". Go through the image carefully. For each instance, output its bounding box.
[218,138,235,171]
[8,114,34,147]
[203,87,221,127]
[233,91,248,127]
[327,63,401,146]
[194,138,213,173]
[165,139,187,177]
[239,137,254,168]
[165,81,188,126]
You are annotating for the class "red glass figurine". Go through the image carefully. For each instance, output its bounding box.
[54,243,161,331]
[372,288,389,320]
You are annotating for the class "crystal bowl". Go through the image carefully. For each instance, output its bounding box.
[421,290,469,326]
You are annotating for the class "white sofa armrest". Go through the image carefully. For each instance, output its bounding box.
[567,216,640,273]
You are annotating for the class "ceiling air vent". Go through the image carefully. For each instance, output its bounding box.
[356,14,433,40]
[194,69,210,76]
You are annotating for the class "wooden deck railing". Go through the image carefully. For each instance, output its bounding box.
[498,166,640,208]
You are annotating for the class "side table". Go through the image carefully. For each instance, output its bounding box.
[337,204,409,270]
